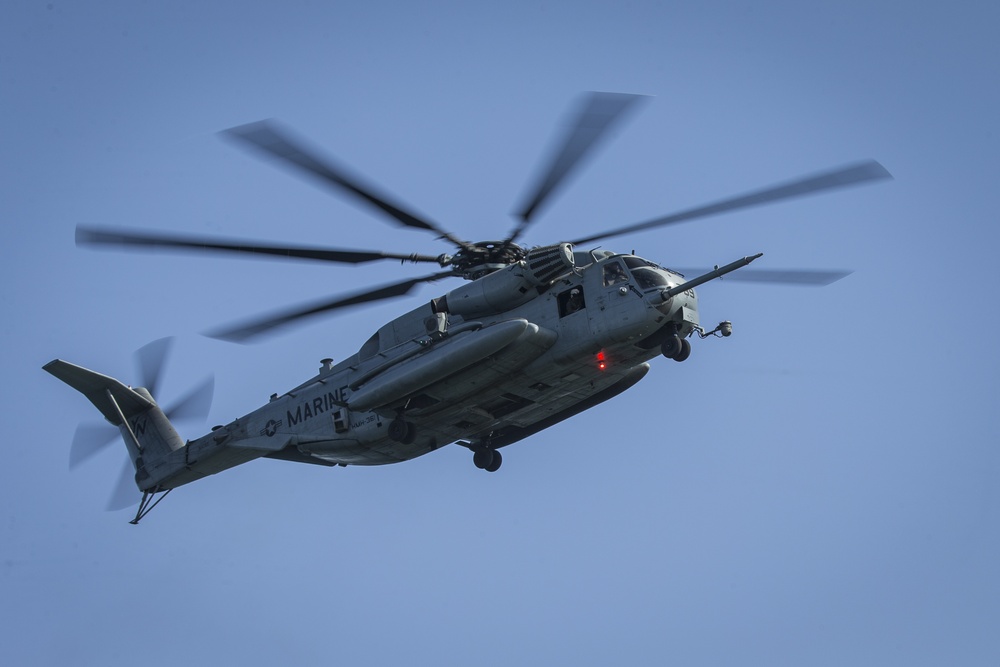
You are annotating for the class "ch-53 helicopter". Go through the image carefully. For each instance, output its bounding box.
[44,93,891,523]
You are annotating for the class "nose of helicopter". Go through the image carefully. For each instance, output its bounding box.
[655,283,700,333]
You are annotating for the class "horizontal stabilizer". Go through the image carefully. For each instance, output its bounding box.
[43,360,153,425]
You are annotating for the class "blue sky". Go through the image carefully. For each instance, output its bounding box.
[3,1,999,665]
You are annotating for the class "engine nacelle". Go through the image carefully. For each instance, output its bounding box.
[432,243,574,317]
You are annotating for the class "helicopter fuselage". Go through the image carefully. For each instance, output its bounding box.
[139,248,703,489]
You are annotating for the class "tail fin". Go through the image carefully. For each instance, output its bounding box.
[43,360,185,481]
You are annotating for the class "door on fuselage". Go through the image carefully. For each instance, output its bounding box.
[586,258,646,344]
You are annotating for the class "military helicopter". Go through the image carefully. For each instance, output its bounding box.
[44,93,891,523]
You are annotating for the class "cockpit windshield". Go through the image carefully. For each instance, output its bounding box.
[631,267,670,290]
[622,256,671,290]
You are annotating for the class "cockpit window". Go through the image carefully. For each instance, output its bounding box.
[602,261,629,286]
[631,267,670,290]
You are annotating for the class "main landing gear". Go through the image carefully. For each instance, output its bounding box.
[473,448,502,472]
[388,417,417,444]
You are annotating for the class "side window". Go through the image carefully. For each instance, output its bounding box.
[602,261,628,286]
[557,286,586,317]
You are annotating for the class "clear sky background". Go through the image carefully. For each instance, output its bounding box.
[3,1,999,665]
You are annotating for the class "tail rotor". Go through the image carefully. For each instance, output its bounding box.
[64,337,214,509]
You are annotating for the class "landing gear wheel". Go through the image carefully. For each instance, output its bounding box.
[660,334,683,360]
[473,449,492,469]
[473,449,502,472]
[388,418,416,444]
[673,338,691,362]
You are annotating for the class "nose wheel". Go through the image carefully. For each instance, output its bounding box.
[661,334,691,362]
[473,448,502,472]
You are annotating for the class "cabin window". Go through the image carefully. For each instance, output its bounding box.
[602,261,628,286]
[557,286,586,317]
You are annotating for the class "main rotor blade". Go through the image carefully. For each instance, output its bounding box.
[669,268,852,285]
[571,160,892,245]
[77,226,447,266]
[135,337,172,397]
[223,120,470,249]
[208,271,454,343]
[510,92,647,241]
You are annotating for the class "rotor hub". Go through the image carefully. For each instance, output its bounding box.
[450,241,527,279]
